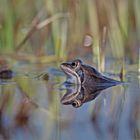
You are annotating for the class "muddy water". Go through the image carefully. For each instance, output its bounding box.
[0,63,139,140]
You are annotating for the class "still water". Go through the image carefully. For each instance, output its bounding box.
[0,62,139,140]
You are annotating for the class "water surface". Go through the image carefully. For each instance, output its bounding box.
[0,62,139,140]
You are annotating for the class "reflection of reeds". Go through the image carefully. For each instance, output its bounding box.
[0,72,64,138]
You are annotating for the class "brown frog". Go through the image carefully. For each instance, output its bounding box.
[60,59,122,87]
[60,59,123,108]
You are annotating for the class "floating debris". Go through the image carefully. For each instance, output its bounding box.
[0,69,13,80]
[34,72,49,81]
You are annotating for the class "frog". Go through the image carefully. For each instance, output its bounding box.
[60,59,122,87]
[60,59,123,108]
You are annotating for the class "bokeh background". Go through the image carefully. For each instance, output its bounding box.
[0,0,139,67]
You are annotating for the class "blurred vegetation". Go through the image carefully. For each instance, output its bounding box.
[0,0,139,70]
[0,1,140,139]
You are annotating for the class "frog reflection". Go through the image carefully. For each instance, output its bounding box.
[61,84,106,108]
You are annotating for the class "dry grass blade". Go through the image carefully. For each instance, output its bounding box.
[37,13,69,29]
[16,13,69,52]
[100,26,107,72]
[15,10,43,52]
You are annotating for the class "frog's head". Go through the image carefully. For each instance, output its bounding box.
[60,59,83,84]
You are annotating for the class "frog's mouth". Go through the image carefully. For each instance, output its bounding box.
[60,64,81,84]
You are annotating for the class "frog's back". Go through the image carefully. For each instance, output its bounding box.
[81,64,102,77]
[81,64,123,89]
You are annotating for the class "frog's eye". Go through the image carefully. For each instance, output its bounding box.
[72,62,77,67]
